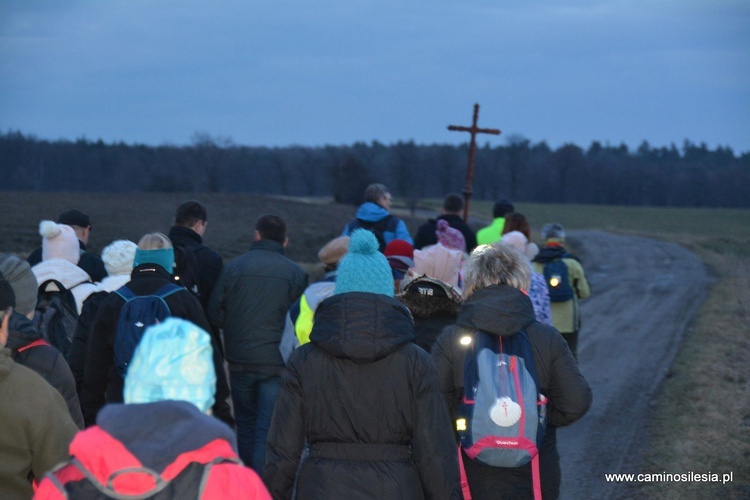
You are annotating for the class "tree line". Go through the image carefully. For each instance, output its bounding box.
[1,130,748,207]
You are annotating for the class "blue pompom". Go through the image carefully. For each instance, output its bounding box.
[348,229,380,255]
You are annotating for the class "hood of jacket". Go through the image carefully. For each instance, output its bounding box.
[72,401,238,481]
[533,245,569,263]
[457,284,536,337]
[355,202,391,223]
[32,258,92,289]
[6,311,42,355]
[98,274,131,293]
[310,292,415,364]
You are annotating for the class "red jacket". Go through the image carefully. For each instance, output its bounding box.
[35,401,270,499]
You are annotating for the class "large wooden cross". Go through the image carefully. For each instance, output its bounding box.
[448,103,501,222]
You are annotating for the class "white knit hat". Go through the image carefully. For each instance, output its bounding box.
[40,221,80,264]
[102,240,138,276]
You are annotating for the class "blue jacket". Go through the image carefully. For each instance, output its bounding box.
[341,202,413,245]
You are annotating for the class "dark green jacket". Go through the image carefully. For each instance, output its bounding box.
[208,240,307,375]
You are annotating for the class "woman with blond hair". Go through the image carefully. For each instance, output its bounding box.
[432,243,591,499]
[79,233,229,428]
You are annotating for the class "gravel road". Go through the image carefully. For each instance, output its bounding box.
[556,231,713,499]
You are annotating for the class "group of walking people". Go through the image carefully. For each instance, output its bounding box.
[1,186,592,499]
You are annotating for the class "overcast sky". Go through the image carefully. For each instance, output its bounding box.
[1,0,748,153]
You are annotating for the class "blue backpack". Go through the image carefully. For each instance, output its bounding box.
[113,284,182,377]
[543,258,575,302]
[458,330,547,499]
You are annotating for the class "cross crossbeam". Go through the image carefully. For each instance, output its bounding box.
[448,103,501,222]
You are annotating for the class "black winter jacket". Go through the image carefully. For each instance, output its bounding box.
[168,225,224,310]
[207,240,307,375]
[7,312,84,429]
[79,264,231,427]
[263,292,462,500]
[431,284,592,499]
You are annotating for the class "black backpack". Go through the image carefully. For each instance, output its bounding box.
[347,215,398,252]
[172,244,201,298]
[34,279,81,360]
[542,259,575,302]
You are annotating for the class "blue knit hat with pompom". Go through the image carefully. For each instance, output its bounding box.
[334,229,394,297]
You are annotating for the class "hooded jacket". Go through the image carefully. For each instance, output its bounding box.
[342,202,413,246]
[263,292,462,499]
[0,347,77,500]
[431,284,592,499]
[35,401,271,499]
[27,241,107,283]
[532,245,591,334]
[7,312,84,429]
[31,259,100,314]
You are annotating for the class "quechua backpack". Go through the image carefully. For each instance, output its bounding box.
[34,279,81,360]
[458,330,548,500]
[543,258,575,302]
[113,283,182,377]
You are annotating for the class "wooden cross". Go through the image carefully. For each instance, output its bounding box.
[448,103,501,222]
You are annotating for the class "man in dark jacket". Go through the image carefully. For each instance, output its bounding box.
[208,215,307,473]
[80,234,232,428]
[167,200,224,310]
[27,209,107,282]
[264,229,460,499]
[432,243,592,500]
[413,193,478,251]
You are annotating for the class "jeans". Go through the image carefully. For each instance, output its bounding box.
[230,371,281,473]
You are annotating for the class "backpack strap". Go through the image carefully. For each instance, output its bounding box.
[457,446,473,500]
[154,283,183,299]
[114,283,182,303]
[18,338,51,353]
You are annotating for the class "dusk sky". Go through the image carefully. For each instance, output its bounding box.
[1,0,748,153]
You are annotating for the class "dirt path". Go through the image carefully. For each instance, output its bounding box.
[556,230,713,499]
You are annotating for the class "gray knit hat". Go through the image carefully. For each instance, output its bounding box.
[0,254,38,316]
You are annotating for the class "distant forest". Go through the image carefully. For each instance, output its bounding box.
[2,130,748,207]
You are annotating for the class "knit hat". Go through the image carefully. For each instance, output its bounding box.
[123,317,216,413]
[58,209,91,229]
[0,254,38,316]
[384,239,415,280]
[317,236,350,265]
[102,240,138,276]
[493,199,515,218]
[500,231,528,254]
[133,248,175,274]
[413,243,463,287]
[334,229,394,297]
[0,277,15,311]
[541,222,565,242]
[435,220,466,252]
[39,220,80,264]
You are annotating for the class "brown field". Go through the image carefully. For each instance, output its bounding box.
[3,192,749,497]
